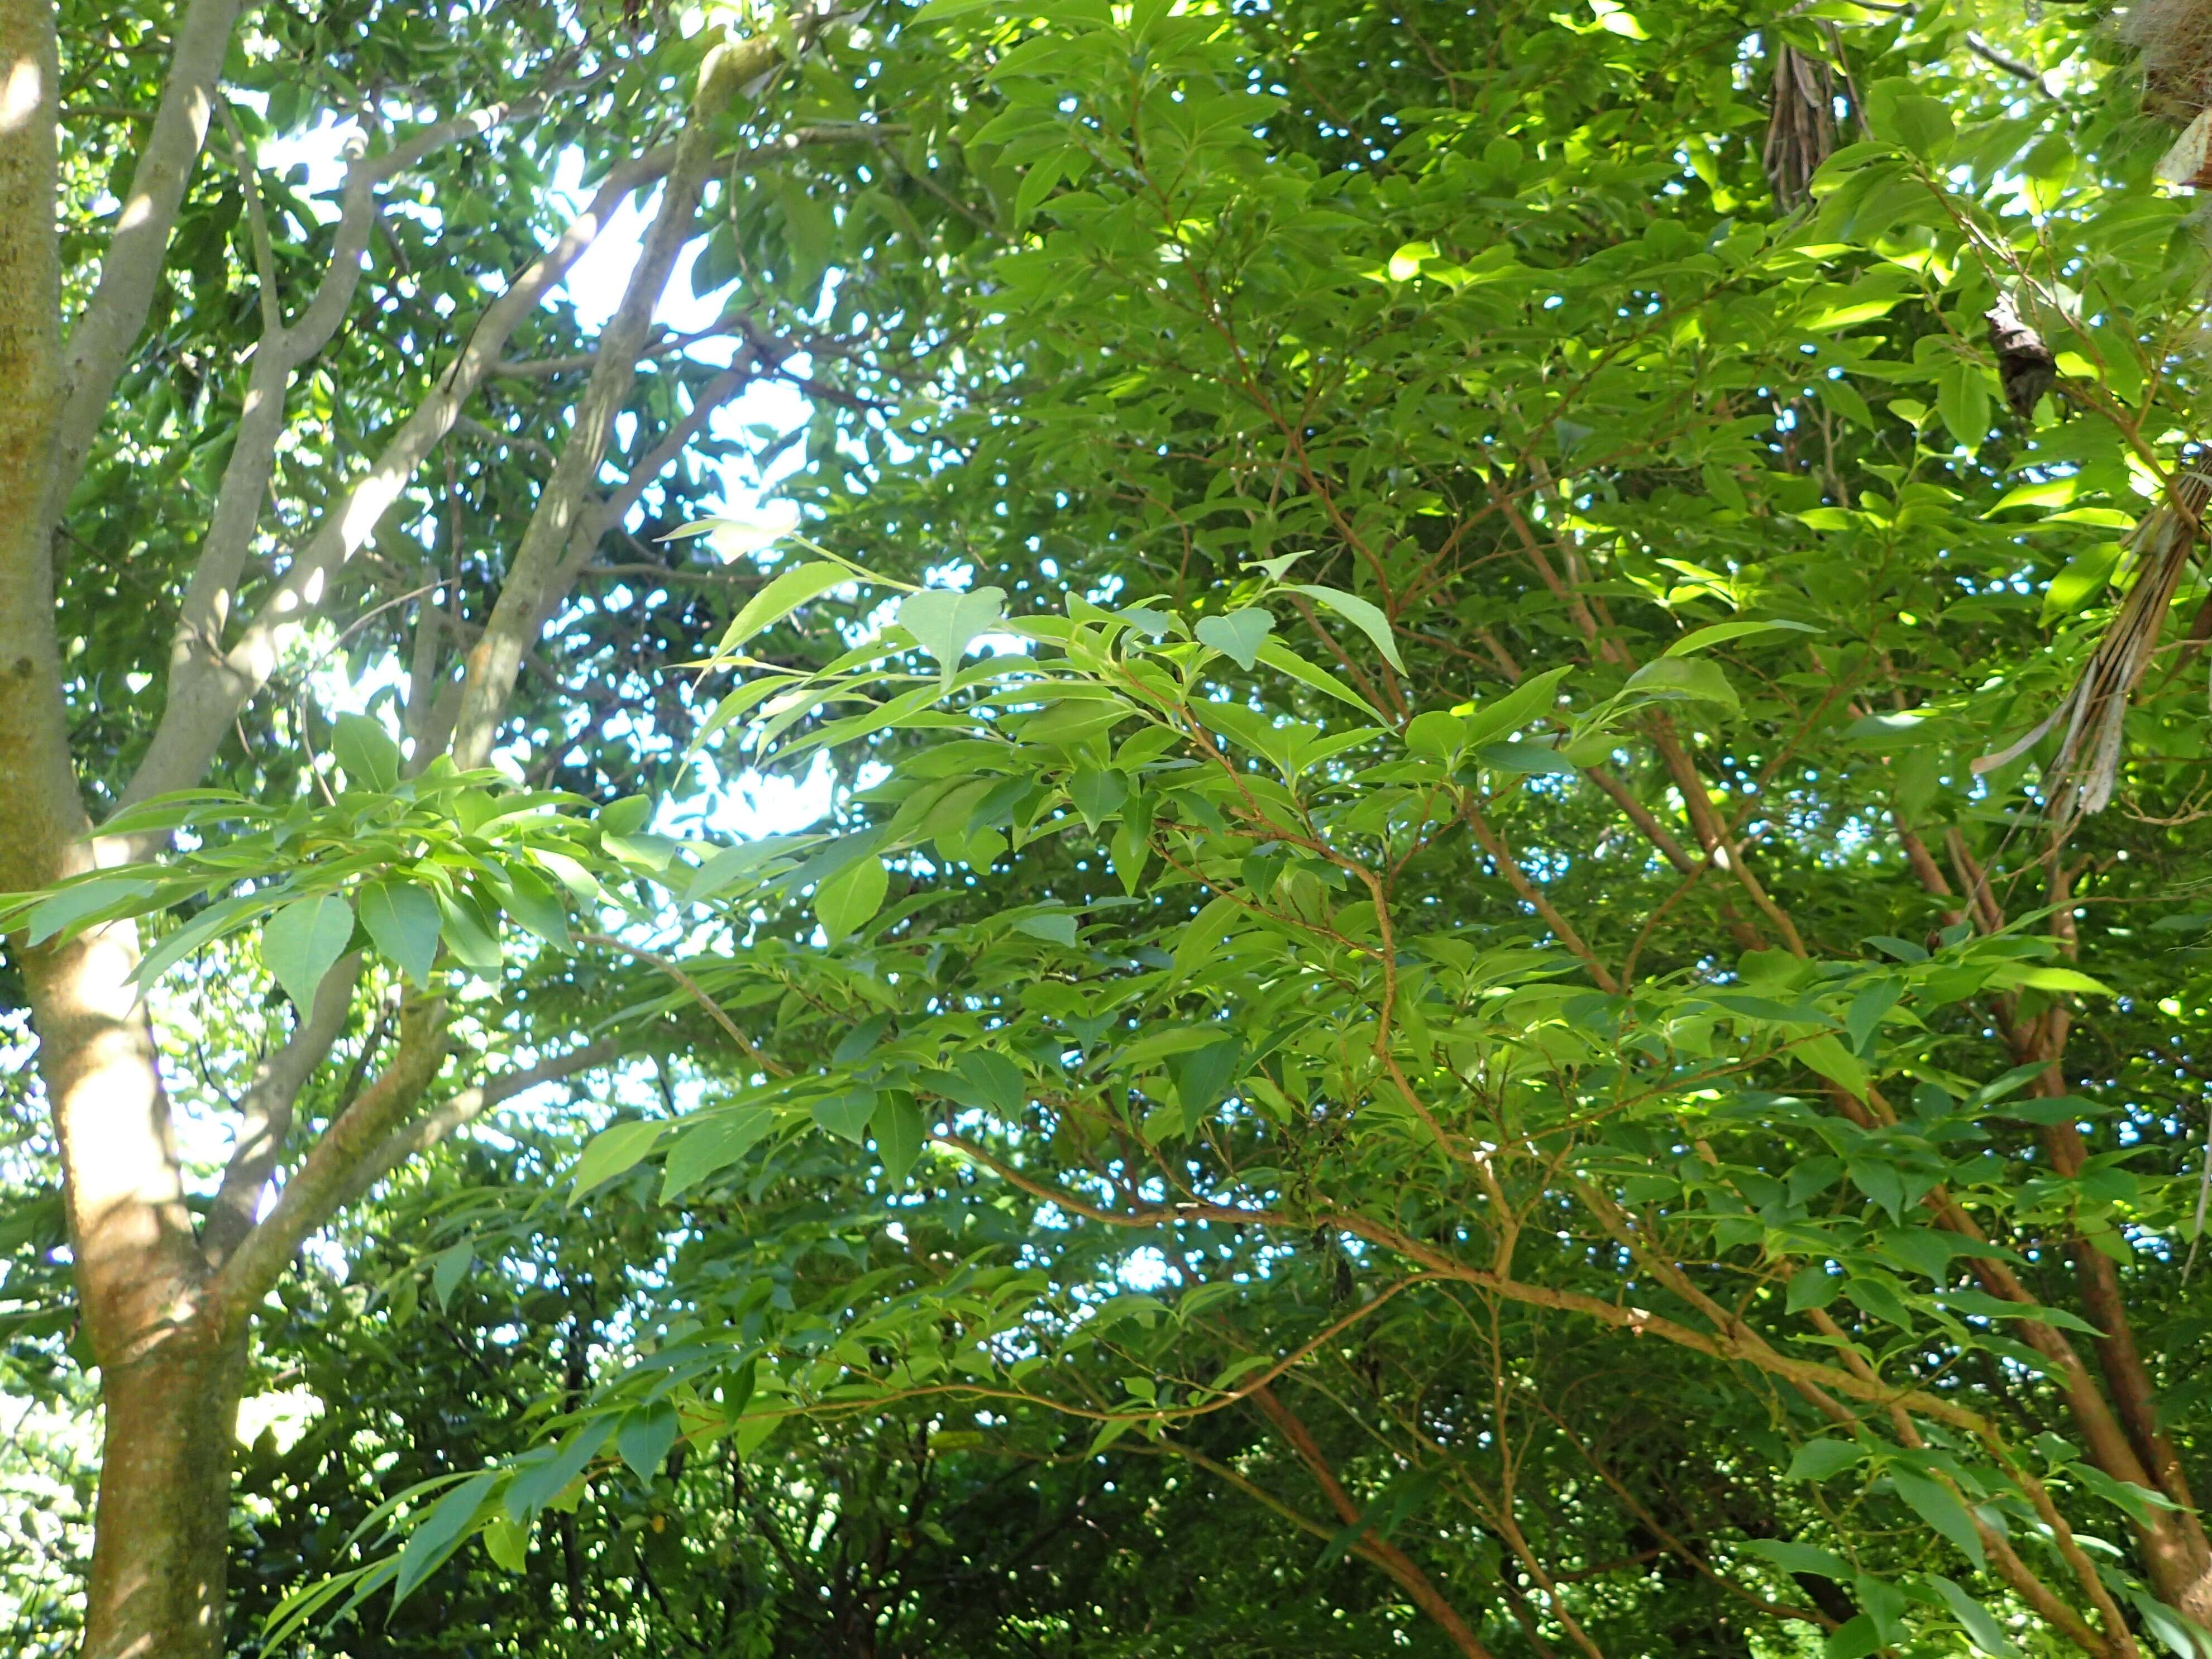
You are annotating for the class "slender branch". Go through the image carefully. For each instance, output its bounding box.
[208,1000,448,1330]
[45,0,246,539]
[117,137,681,817]
[201,953,362,1266]
[332,1037,618,1213]
[1248,1385,1500,1659]
[448,35,781,768]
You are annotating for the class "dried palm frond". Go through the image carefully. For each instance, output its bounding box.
[1976,459,2212,820]
[1764,41,1842,211]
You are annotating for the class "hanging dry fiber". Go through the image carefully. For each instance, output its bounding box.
[1975,458,2212,819]
[1764,43,1841,211]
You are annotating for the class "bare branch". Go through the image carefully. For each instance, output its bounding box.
[213,99,281,336]
[448,34,789,768]
[200,953,362,1266]
[117,137,682,821]
[45,0,246,533]
[333,1038,619,1213]
[1967,31,2056,95]
[208,1001,449,1330]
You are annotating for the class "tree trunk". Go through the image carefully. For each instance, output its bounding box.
[80,1320,245,1659]
[25,929,241,1659]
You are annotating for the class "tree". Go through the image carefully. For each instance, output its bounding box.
[0,2,962,1652]
[14,2,2212,1657]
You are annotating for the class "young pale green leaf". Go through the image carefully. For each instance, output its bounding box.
[899,586,1007,681]
[1193,608,1275,670]
[261,894,355,1013]
[1288,584,1405,672]
[481,1514,528,1574]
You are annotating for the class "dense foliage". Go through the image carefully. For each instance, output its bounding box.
[14,0,2212,1656]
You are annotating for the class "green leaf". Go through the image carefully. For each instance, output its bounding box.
[815,854,889,943]
[261,894,355,1013]
[132,893,264,995]
[617,1406,680,1483]
[953,1049,1025,1115]
[1068,767,1129,829]
[1406,711,1468,758]
[812,1090,877,1145]
[1787,1438,1865,1482]
[1012,912,1079,946]
[1088,1416,1138,1457]
[660,1106,775,1202]
[481,1514,528,1573]
[504,1421,614,1521]
[428,1244,471,1310]
[1739,1538,1850,1579]
[1664,619,1820,656]
[722,560,854,651]
[1786,1264,1842,1312]
[494,863,570,949]
[1288,584,1406,672]
[25,875,157,947]
[1254,639,1376,716]
[1173,894,1247,979]
[1888,1469,1985,1569]
[899,586,1007,681]
[360,879,442,987]
[1458,666,1573,748]
[1937,360,1990,451]
[332,714,401,793]
[390,1472,496,1609]
[1625,656,1739,712]
[1193,608,1276,670]
[1798,1033,1870,1098]
[2041,543,2122,625]
[1930,1576,2020,1656]
[1166,1037,1243,1117]
[873,1091,926,1183]
[569,1121,668,1201]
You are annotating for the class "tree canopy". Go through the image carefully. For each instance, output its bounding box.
[10,1,2212,1657]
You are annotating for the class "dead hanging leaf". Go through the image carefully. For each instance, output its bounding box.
[1764,42,1841,212]
[1977,457,2212,819]
[1984,293,2056,422]
[2157,104,2212,185]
